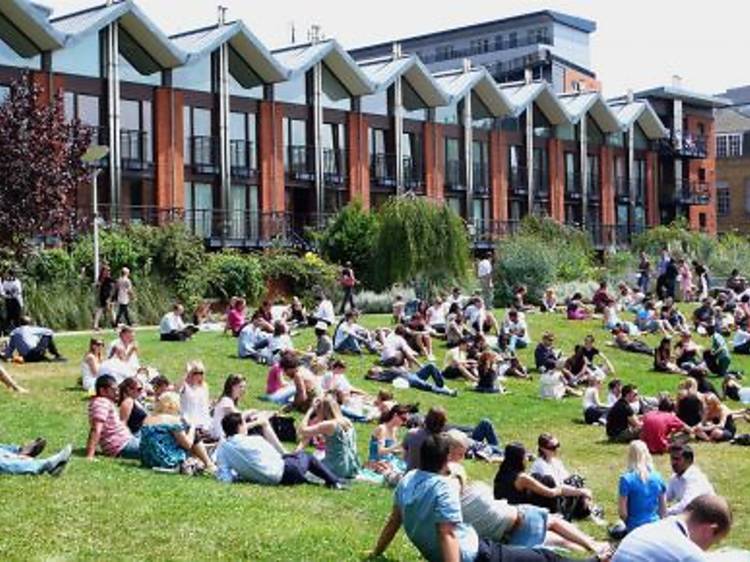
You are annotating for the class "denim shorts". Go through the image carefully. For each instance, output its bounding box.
[506,505,548,547]
[117,436,141,460]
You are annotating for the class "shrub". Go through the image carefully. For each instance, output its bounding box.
[203,251,265,303]
[259,251,339,305]
[494,236,557,305]
[23,248,76,284]
[318,200,379,288]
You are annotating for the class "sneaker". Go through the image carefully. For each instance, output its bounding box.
[46,444,73,477]
[21,437,46,458]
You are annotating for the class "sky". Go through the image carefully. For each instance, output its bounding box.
[42,0,748,97]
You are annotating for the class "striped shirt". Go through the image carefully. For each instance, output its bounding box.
[88,397,132,457]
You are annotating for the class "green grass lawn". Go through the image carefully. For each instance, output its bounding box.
[0,312,748,561]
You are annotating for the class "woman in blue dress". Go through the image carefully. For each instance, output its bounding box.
[139,391,216,474]
[366,404,409,483]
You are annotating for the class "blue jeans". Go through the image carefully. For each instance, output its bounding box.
[264,385,296,405]
[509,335,529,352]
[407,364,453,396]
[335,335,363,354]
[0,445,47,475]
[471,419,500,447]
[117,436,141,460]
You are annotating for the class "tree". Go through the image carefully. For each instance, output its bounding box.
[0,73,91,254]
[318,199,380,287]
[372,196,471,294]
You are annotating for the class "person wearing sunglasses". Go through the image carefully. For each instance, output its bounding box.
[117,377,147,436]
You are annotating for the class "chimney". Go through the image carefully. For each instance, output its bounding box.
[309,24,322,44]
[217,5,227,26]
[524,67,533,84]
[392,42,402,60]
[626,89,634,103]
[672,74,683,88]
[462,58,471,73]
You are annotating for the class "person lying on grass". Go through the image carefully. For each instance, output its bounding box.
[0,437,72,476]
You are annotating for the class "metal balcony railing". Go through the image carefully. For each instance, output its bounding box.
[120,129,151,171]
[509,166,528,195]
[422,34,552,64]
[659,132,708,159]
[229,140,257,178]
[672,180,711,206]
[445,159,466,190]
[285,145,316,181]
[322,148,347,187]
[403,155,424,192]
[370,153,397,188]
[189,136,220,175]
[469,219,520,245]
[565,171,582,198]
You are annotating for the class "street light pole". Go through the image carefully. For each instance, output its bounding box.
[82,144,110,286]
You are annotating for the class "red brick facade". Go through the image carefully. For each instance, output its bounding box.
[154,87,184,212]
[424,121,445,201]
[258,100,285,214]
[489,130,507,221]
[347,112,370,209]
[548,138,565,221]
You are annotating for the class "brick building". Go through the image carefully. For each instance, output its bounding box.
[0,0,724,250]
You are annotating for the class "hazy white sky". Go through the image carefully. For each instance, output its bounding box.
[44,0,747,97]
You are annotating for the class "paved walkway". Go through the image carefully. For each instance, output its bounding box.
[55,325,159,337]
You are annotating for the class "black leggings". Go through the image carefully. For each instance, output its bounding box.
[280,451,341,487]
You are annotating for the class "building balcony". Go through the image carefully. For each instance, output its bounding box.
[322,148,348,187]
[659,132,708,159]
[587,223,645,249]
[509,166,528,196]
[445,159,466,191]
[120,129,152,172]
[468,218,520,247]
[230,140,258,179]
[615,175,630,199]
[533,169,549,199]
[422,34,552,64]
[473,162,490,194]
[285,145,316,182]
[189,136,220,175]
[565,172,582,200]
[370,153,397,188]
[403,155,425,193]
[588,177,601,200]
[672,180,711,206]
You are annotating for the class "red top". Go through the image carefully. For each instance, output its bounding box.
[641,411,686,454]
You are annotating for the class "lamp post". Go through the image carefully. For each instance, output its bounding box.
[82,145,110,285]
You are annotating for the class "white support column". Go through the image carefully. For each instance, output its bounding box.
[107,21,121,213]
[463,93,473,222]
[580,115,588,227]
[526,103,534,214]
[218,41,231,234]
[313,61,324,224]
[394,74,404,194]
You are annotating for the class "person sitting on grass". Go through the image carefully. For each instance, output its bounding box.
[333,310,378,355]
[698,393,743,443]
[501,309,530,352]
[279,352,322,413]
[371,433,603,562]
[81,338,104,392]
[702,324,732,378]
[582,334,614,378]
[250,300,275,334]
[308,292,335,326]
[86,374,141,461]
[0,438,72,476]
[139,391,216,474]
[592,280,616,314]
[210,374,287,453]
[117,377,148,436]
[445,430,610,556]
[364,405,410,486]
[0,364,28,393]
[654,337,685,374]
[674,330,704,372]
[365,364,458,397]
[540,288,559,313]
[108,325,140,374]
[159,303,199,341]
[636,300,674,336]
[493,442,593,516]
[692,297,715,334]
[566,292,590,320]
[475,351,507,394]
[606,384,643,443]
[732,319,750,355]
[616,440,666,535]
[582,377,608,425]
[2,316,65,363]
[297,395,361,480]
[260,321,294,364]
[178,360,212,435]
[425,296,448,335]
[225,297,247,337]
[665,445,715,516]
[640,396,691,455]
[310,321,333,360]
[443,336,478,384]
[613,493,732,562]
[215,412,343,489]
[404,312,435,360]
[610,325,653,355]
[534,331,567,374]
[237,321,271,363]
[379,325,419,369]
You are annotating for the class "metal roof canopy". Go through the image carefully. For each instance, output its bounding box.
[171,21,287,86]
[273,39,373,98]
[558,91,620,133]
[499,81,571,125]
[612,85,731,109]
[434,66,513,118]
[608,100,668,139]
[51,0,185,72]
[358,54,448,109]
[0,0,64,56]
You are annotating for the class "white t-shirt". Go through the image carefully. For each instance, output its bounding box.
[583,387,602,411]
[464,304,484,326]
[333,321,357,347]
[733,329,750,349]
[612,517,707,562]
[211,396,238,440]
[314,299,335,324]
[477,259,492,279]
[2,278,22,306]
[540,371,565,400]
[97,357,134,384]
[381,333,410,361]
[107,338,140,373]
[443,346,467,368]
[159,312,185,334]
[530,456,569,485]
[180,383,211,429]
[116,277,132,305]
[321,372,352,394]
[426,304,447,327]
[502,318,527,338]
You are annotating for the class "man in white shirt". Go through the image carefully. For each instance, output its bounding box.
[380,326,418,369]
[159,304,198,341]
[477,255,493,306]
[333,310,377,354]
[732,321,750,354]
[501,309,530,352]
[613,494,732,562]
[666,444,715,516]
[309,293,335,326]
[114,267,134,326]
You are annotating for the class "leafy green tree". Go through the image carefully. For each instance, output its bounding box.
[318,200,379,287]
[372,196,470,294]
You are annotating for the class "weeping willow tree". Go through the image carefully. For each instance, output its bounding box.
[372,197,471,295]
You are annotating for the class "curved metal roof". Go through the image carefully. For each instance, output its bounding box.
[433,65,513,117]
[498,81,571,125]
[558,91,620,133]
[358,54,448,109]
[0,0,64,56]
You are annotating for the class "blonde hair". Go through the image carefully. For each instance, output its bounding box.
[318,394,352,430]
[154,391,181,416]
[185,360,207,387]
[626,440,654,482]
[704,393,722,414]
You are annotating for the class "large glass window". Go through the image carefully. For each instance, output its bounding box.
[173,56,213,93]
[472,140,489,190]
[184,106,215,168]
[275,73,307,105]
[0,38,40,69]
[533,147,549,195]
[185,182,214,238]
[321,65,351,111]
[436,100,460,125]
[119,53,160,86]
[54,33,101,77]
[230,112,258,172]
[361,89,388,116]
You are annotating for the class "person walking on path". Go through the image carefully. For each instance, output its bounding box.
[2,269,23,335]
[339,261,357,314]
[477,254,494,308]
[114,267,135,326]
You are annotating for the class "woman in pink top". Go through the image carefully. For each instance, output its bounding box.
[226,297,247,337]
[678,259,694,303]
